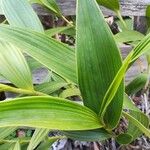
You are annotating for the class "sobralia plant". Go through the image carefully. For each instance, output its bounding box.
[0,0,149,149]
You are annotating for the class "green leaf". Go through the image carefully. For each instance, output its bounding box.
[9,141,20,150]
[127,111,149,140]
[0,42,33,90]
[0,127,16,140]
[123,111,150,138]
[40,0,61,16]
[97,0,120,11]
[114,30,144,44]
[123,94,149,143]
[123,94,139,112]
[76,0,123,130]
[27,128,49,150]
[26,57,44,71]
[35,81,68,95]
[0,25,77,84]
[1,0,43,32]
[36,136,61,150]
[59,87,80,98]
[116,133,132,145]
[0,96,102,130]
[0,143,13,150]
[98,25,150,128]
[116,18,133,31]
[125,73,148,95]
[146,5,150,29]
[45,26,74,37]
[63,129,111,142]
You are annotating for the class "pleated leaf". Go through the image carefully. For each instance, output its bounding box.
[0,25,77,83]
[76,0,124,130]
[123,111,150,138]
[9,141,20,150]
[1,0,43,32]
[0,96,102,130]
[0,42,33,90]
[123,95,149,141]
[27,128,49,150]
[0,127,16,140]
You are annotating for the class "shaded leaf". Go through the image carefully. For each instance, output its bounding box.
[115,30,144,44]
[35,81,68,95]
[36,136,61,150]
[59,87,80,98]
[125,73,148,95]
[76,0,123,130]
[45,26,74,37]
[116,133,132,145]
[97,0,120,11]
[40,0,61,16]
[63,129,111,142]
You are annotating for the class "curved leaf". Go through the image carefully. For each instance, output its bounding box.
[0,42,33,90]
[0,127,16,140]
[0,25,77,83]
[97,0,120,11]
[27,128,49,150]
[116,133,132,145]
[0,96,102,130]
[63,129,111,142]
[1,0,43,32]
[40,0,61,16]
[76,0,123,130]
[125,73,148,95]
[114,30,144,44]
[123,111,150,138]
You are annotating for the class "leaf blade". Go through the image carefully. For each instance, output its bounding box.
[0,96,102,130]
[76,0,124,129]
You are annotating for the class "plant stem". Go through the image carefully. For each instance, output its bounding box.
[116,11,128,30]
[61,15,74,27]
[0,84,48,96]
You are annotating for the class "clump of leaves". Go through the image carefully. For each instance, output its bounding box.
[0,0,149,149]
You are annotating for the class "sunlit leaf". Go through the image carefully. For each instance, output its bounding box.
[0,96,102,130]
[27,128,49,150]
[1,0,43,32]
[0,127,16,140]
[0,42,33,90]
[0,25,77,83]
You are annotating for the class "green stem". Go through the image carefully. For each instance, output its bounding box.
[61,15,74,27]
[0,84,48,96]
[116,11,128,30]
